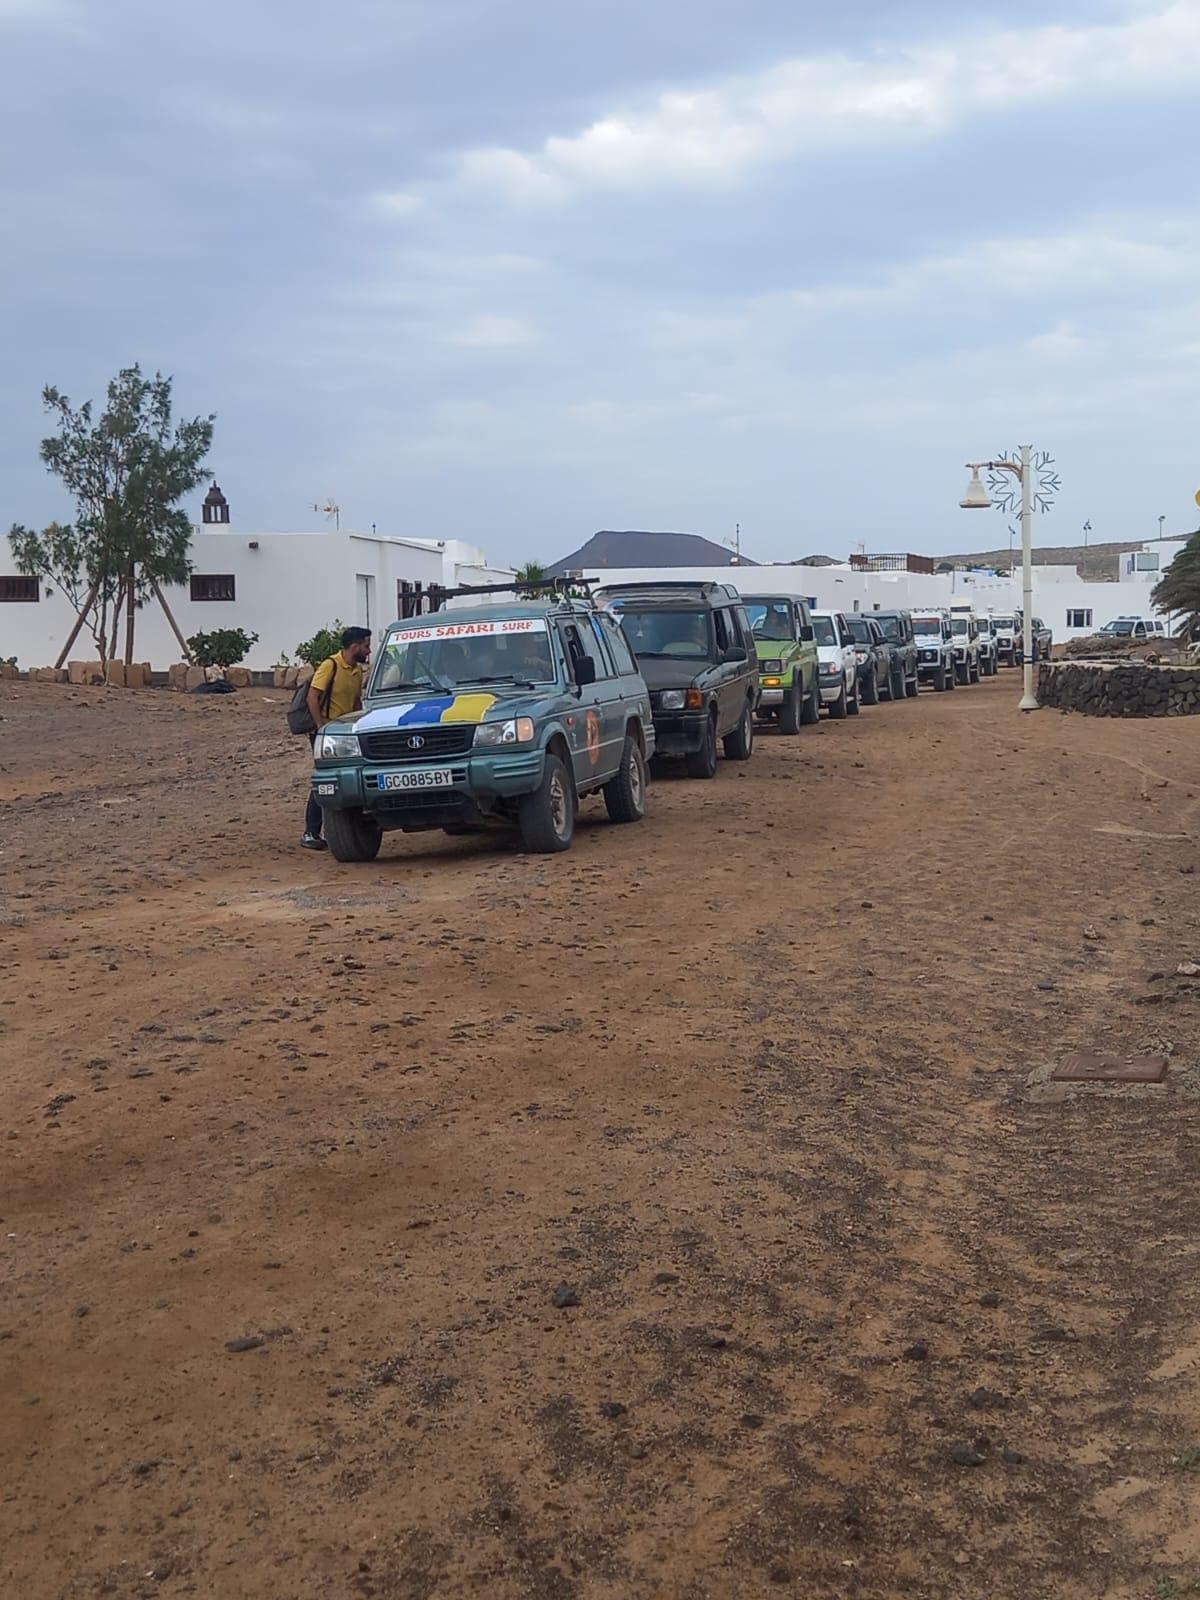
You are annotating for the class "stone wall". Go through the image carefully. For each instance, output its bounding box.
[1038,660,1200,717]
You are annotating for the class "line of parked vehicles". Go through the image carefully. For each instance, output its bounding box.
[309,579,1037,861]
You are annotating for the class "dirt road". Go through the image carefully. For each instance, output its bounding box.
[3,675,1200,1600]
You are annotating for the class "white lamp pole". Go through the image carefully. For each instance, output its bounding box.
[960,443,1040,711]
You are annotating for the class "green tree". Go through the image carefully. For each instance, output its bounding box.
[8,366,214,666]
[515,561,547,586]
[187,627,259,677]
[1152,528,1200,639]
[295,621,346,670]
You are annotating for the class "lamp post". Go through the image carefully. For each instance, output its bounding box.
[960,444,1039,711]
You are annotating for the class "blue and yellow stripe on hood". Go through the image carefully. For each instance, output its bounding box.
[354,693,498,733]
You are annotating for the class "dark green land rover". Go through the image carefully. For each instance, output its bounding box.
[310,595,655,860]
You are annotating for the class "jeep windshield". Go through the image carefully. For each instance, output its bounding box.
[812,616,838,647]
[912,616,942,637]
[992,617,1015,631]
[371,620,556,695]
[743,600,794,641]
[875,615,902,641]
[951,618,970,636]
[613,607,714,660]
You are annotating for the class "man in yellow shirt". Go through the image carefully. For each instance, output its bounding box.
[301,626,371,850]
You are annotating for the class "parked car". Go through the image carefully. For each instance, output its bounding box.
[949,608,982,684]
[1031,616,1053,662]
[871,610,920,698]
[310,594,655,859]
[741,592,820,733]
[912,610,957,692]
[596,581,759,778]
[1100,616,1166,641]
[991,612,1019,667]
[811,610,861,718]
[975,616,999,676]
[844,613,891,704]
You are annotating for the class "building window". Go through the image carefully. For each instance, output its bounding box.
[1135,552,1160,572]
[190,574,236,602]
[1067,608,1093,629]
[0,576,39,602]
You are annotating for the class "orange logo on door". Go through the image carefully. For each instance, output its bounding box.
[585,709,601,766]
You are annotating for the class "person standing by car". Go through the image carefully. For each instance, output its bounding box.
[301,626,372,850]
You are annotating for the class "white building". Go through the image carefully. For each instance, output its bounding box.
[581,535,1188,642]
[0,511,516,670]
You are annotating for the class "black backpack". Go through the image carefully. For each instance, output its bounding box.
[287,659,336,736]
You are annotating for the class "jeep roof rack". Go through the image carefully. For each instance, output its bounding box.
[436,575,597,603]
[594,580,738,602]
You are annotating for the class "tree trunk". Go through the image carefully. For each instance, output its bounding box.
[53,583,99,670]
[123,563,136,665]
[150,578,193,663]
[108,581,124,665]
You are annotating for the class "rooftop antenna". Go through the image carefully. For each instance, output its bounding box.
[312,499,341,531]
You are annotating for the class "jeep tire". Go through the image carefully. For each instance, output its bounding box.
[604,735,647,823]
[723,701,754,761]
[945,660,957,689]
[847,680,861,715]
[800,677,821,725]
[780,678,803,735]
[518,753,576,852]
[325,807,383,863]
[862,669,879,706]
[685,712,719,778]
[905,668,919,698]
[829,681,848,719]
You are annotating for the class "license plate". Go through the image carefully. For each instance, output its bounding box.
[380,768,453,792]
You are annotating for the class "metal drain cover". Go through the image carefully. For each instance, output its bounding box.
[1051,1052,1168,1083]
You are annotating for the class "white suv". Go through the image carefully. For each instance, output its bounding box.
[912,610,957,692]
[811,610,860,719]
[949,609,981,685]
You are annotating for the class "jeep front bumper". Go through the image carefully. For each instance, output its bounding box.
[651,711,710,757]
[311,748,548,824]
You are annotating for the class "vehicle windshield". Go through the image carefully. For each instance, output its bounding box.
[876,615,901,641]
[951,618,970,636]
[744,600,794,642]
[912,615,942,637]
[612,606,714,660]
[372,618,556,695]
[992,616,1014,630]
[812,616,838,647]
[1101,619,1135,635]
[845,617,872,644]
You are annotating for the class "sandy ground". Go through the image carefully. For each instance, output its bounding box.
[3,674,1200,1600]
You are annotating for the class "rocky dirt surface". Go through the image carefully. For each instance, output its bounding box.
[3,675,1200,1600]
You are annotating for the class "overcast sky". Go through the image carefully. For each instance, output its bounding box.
[2,0,1197,565]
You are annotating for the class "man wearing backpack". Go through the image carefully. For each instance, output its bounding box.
[300,626,372,850]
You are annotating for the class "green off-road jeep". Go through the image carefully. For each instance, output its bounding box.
[741,593,820,733]
[310,593,655,860]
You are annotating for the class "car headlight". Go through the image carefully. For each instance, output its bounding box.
[474,717,535,747]
[761,659,784,674]
[657,689,687,710]
[318,732,360,759]
[820,662,841,675]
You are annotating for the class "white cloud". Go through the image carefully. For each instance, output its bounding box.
[455,3,1200,199]
[446,314,539,349]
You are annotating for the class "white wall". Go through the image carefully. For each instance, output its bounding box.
[0,527,514,669]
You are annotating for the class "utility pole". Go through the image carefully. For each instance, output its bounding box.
[1082,520,1091,550]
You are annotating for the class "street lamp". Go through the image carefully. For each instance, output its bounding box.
[959,443,1057,712]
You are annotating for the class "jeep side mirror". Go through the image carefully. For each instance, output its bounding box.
[574,657,597,687]
[800,624,814,642]
[722,646,747,663]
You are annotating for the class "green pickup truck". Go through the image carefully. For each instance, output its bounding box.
[310,595,655,860]
[741,593,820,733]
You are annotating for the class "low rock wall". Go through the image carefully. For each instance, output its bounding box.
[1038,660,1200,717]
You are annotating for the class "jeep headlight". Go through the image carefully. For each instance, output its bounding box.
[657,689,687,710]
[318,731,360,759]
[474,717,535,747]
[762,659,784,675]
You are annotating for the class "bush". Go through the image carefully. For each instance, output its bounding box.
[187,627,259,674]
[295,620,346,670]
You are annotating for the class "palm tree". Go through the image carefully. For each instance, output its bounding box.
[1152,528,1200,639]
[515,561,547,586]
